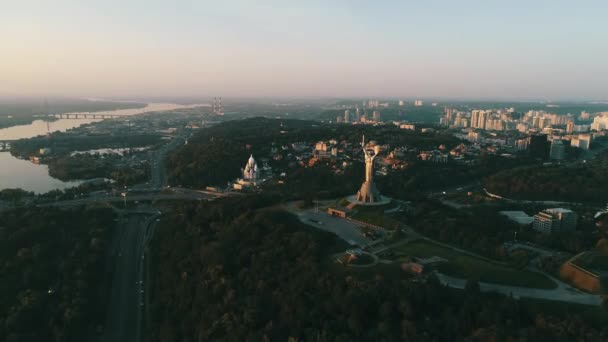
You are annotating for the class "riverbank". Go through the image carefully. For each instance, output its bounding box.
[0,102,206,193]
[0,98,146,130]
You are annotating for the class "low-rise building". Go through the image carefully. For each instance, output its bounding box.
[533,208,578,234]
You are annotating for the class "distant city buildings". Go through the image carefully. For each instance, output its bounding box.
[212,97,224,115]
[414,99,424,107]
[367,99,380,108]
[418,151,448,163]
[533,208,578,234]
[440,108,604,151]
[591,112,608,131]
[372,111,381,122]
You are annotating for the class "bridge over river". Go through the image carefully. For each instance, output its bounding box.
[51,113,125,119]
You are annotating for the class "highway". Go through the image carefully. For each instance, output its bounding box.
[38,190,218,208]
[96,134,207,342]
[150,135,186,189]
[100,213,156,342]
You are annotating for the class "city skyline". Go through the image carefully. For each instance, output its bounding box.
[2,1,608,100]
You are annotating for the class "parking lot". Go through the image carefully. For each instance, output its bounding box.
[297,209,371,247]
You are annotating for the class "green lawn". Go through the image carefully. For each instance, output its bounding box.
[395,240,556,289]
[349,203,402,229]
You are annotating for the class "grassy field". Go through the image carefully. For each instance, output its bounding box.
[395,240,556,289]
[349,202,402,229]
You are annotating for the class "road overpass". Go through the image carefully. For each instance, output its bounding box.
[37,189,226,208]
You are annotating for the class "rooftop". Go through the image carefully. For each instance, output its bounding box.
[499,211,534,225]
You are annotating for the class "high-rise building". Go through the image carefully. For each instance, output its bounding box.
[454,115,469,128]
[539,117,552,129]
[591,113,608,131]
[367,100,379,108]
[444,107,454,125]
[517,123,529,133]
[478,110,488,130]
[212,97,224,115]
[533,208,578,234]
[372,111,381,121]
[344,110,350,123]
[571,134,591,150]
[549,139,565,160]
[471,110,480,129]
[398,100,405,106]
[414,99,423,106]
[566,121,574,134]
[529,134,549,159]
[515,138,529,151]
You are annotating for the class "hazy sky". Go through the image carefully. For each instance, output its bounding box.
[2,0,608,100]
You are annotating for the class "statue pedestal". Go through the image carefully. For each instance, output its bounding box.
[356,181,381,203]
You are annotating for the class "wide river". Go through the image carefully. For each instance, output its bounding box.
[0,102,202,193]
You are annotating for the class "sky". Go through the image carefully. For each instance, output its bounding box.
[1,0,608,100]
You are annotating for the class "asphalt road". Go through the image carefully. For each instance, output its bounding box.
[150,134,187,189]
[435,271,602,306]
[101,214,149,342]
[38,190,219,208]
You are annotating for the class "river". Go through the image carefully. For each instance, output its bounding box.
[0,102,203,193]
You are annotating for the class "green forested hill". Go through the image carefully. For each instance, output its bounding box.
[166,117,459,193]
[0,206,115,342]
[484,153,608,203]
[148,196,608,341]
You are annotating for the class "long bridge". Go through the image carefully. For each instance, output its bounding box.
[52,113,125,119]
